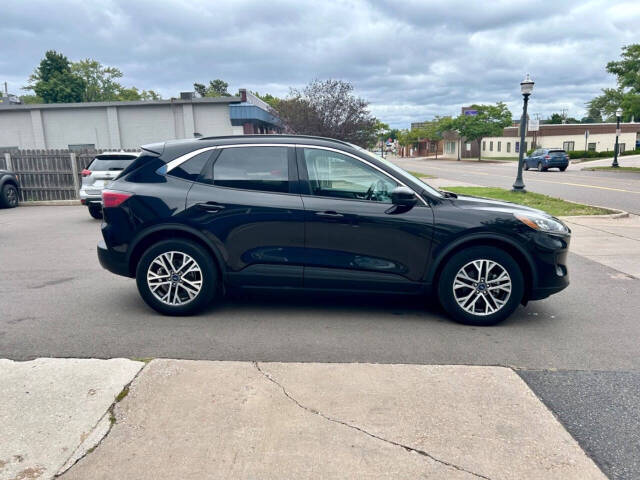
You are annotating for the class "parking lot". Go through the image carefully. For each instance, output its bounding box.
[2,205,640,478]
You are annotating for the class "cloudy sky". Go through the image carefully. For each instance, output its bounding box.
[2,0,639,127]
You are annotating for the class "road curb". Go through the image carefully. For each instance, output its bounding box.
[21,200,81,206]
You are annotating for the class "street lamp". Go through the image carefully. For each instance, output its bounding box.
[513,74,534,192]
[612,107,623,168]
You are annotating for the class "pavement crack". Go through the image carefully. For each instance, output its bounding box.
[253,362,492,480]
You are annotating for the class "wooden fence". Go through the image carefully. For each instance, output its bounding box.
[1,149,138,202]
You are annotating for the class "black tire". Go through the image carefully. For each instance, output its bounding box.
[136,239,217,316]
[0,183,19,208]
[437,246,524,326]
[88,204,103,219]
[559,166,567,172]
[524,163,530,171]
[537,162,545,172]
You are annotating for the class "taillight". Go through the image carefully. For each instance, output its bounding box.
[544,155,550,159]
[102,189,133,208]
[81,169,91,177]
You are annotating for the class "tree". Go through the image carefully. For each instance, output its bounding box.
[249,91,281,110]
[24,50,86,103]
[194,79,231,97]
[451,103,512,160]
[116,87,161,101]
[548,112,579,124]
[588,44,640,122]
[71,58,123,102]
[276,79,378,147]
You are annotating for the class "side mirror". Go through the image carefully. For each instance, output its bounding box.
[391,186,417,207]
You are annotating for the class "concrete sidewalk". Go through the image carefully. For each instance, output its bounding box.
[1,358,605,479]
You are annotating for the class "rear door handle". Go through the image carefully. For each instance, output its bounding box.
[196,202,225,212]
[315,210,343,218]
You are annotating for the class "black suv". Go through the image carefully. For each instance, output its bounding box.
[98,135,570,325]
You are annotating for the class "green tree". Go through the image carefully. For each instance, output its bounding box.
[116,87,161,101]
[19,94,44,104]
[588,44,640,122]
[25,50,86,103]
[71,58,123,102]
[277,79,378,147]
[249,91,281,109]
[451,103,512,160]
[194,79,231,97]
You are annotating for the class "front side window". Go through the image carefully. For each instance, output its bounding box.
[213,146,289,193]
[303,148,397,203]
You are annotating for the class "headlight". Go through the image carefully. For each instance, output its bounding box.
[514,212,568,234]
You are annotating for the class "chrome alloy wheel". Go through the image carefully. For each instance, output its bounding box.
[146,251,203,306]
[6,186,18,207]
[452,259,512,316]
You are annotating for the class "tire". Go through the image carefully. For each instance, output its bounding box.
[136,239,217,316]
[537,162,545,172]
[559,166,567,172]
[524,163,530,171]
[88,204,103,219]
[437,246,524,326]
[0,183,19,208]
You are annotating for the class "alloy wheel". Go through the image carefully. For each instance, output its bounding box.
[6,186,18,206]
[147,251,203,306]
[452,259,512,316]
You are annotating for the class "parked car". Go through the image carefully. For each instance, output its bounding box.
[524,148,569,171]
[0,169,20,208]
[79,152,138,218]
[97,135,570,326]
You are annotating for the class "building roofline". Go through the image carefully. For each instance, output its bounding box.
[0,96,242,111]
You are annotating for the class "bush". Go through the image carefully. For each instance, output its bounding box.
[621,148,640,156]
[567,150,611,159]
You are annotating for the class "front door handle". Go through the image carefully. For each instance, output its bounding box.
[315,210,344,218]
[196,202,225,212]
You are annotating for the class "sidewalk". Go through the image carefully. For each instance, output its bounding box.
[1,358,605,479]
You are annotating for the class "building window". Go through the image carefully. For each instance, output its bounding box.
[483,141,486,151]
[506,142,511,153]
[489,141,493,152]
[619,143,626,154]
[515,142,520,153]
[497,141,501,152]
[445,141,456,154]
[588,143,596,152]
[466,143,471,151]
[563,141,575,152]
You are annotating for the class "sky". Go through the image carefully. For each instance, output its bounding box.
[2,0,639,128]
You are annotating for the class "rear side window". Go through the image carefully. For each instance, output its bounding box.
[169,151,211,182]
[88,155,137,171]
[213,147,289,193]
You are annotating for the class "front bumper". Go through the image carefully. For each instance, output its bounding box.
[97,240,131,277]
[528,232,570,300]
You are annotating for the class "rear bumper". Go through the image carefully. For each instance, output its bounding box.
[97,240,131,278]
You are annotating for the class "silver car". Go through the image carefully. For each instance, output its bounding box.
[79,152,138,218]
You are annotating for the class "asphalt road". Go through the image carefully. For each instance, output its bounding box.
[1,206,639,478]
[395,157,640,215]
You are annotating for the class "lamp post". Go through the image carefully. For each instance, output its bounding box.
[612,107,623,168]
[512,74,534,192]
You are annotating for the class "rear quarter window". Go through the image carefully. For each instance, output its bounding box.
[88,155,137,171]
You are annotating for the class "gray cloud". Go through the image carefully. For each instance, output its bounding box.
[1,0,638,127]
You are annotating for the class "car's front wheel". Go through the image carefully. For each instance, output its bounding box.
[136,239,217,315]
[437,246,524,326]
[0,183,19,208]
[537,162,545,172]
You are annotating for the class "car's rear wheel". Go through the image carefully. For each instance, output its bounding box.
[437,246,524,326]
[0,184,19,208]
[537,162,545,172]
[136,239,217,315]
[524,162,529,171]
[88,204,103,219]
[559,166,567,172]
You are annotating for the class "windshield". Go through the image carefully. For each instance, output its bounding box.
[349,144,443,198]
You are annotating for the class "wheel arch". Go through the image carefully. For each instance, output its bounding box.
[127,224,226,280]
[427,233,537,302]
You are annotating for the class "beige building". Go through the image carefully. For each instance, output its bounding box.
[441,123,640,160]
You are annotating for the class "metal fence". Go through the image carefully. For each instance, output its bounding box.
[1,149,138,202]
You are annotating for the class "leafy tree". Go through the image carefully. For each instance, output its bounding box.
[25,50,86,103]
[249,91,281,109]
[19,94,44,104]
[194,79,231,97]
[451,103,512,160]
[116,86,161,101]
[588,44,640,122]
[72,58,123,102]
[548,112,579,124]
[277,79,378,147]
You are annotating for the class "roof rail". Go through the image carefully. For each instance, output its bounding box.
[197,134,353,147]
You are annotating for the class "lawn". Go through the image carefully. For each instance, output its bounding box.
[441,186,615,216]
[407,170,436,179]
[583,166,640,172]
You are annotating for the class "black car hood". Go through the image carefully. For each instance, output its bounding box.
[450,194,549,216]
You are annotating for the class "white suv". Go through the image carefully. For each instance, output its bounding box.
[79,152,138,218]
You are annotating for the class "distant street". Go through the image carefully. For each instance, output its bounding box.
[394,156,640,214]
